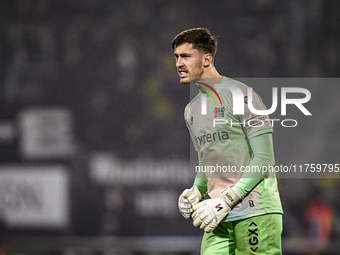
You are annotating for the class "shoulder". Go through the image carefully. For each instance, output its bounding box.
[184,93,200,116]
[217,77,250,96]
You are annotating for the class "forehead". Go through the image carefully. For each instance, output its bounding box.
[174,43,200,55]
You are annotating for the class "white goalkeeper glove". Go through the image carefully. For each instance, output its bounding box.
[178,186,202,219]
[192,186,242,233]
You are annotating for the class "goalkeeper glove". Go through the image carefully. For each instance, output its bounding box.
[178,186,202,219]
[192,186,242,233]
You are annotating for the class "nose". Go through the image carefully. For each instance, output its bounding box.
[176,57,183,68]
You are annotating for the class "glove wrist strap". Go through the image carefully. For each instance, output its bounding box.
[191,186,203,201]
[220,186,242,208]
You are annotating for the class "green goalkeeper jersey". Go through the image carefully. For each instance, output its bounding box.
[184,76,283,222]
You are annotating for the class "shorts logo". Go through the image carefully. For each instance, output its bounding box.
[248,222,259,252]
[190,116,194,125]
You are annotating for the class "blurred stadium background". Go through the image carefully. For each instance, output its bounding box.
[0,0,340,254]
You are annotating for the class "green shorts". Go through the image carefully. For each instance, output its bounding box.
[201,213,283,255]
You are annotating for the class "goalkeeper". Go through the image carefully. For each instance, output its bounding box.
[173,28,283,254]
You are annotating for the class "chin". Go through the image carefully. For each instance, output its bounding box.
[180,78,190,84]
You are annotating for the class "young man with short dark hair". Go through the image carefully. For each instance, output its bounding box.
[173,28,283,254]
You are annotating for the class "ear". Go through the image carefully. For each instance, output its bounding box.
[203,53,213,67]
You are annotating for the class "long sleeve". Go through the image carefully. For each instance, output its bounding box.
[193,149,208,197]
[234,132,275,198]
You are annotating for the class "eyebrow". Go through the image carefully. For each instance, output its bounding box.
[174,52,192,57]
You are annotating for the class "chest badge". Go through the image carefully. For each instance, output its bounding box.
[214,106,226,119]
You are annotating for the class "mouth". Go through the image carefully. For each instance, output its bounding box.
[178,70,189,78]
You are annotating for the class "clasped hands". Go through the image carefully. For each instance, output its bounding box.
[178,186,242,233]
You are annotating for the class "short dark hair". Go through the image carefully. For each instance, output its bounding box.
[172,28,218,57]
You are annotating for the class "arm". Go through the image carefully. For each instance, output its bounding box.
[193,149,207,196]
[234,132,275,198]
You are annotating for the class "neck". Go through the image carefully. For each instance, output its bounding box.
[199,66,223,88]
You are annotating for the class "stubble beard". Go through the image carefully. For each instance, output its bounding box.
[180,61,204,85]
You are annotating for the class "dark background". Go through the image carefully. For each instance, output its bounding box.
[0,0,339,254]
